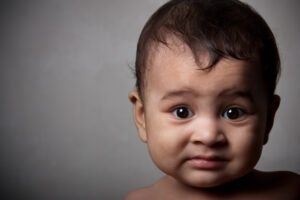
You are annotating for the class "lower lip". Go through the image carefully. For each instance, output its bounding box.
[187,158,227,169]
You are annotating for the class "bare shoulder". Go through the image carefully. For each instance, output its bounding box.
[257,170,300,199]
[277,171,300,188]
[269,171,300,186]
[123,186,155,200]
[274,171,300,198]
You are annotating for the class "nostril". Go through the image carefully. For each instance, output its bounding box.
[191,128,227,147]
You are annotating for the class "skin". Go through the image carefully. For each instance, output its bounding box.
[125,37,300,200]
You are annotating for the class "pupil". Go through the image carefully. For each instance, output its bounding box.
[177,107,189,118]
[227,108,239,119]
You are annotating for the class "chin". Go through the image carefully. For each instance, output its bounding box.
[187,179,228,188]
[175,174,229,188]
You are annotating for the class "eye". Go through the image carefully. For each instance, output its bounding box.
[172,106,194,119]
[222,107,244,120]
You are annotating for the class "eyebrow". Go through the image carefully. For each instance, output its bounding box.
[160,88,254,102]
[161,89,199,101]
[218,88,254,102]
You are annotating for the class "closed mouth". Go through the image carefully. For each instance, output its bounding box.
[187,155,228,169]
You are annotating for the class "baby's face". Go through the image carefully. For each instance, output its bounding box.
[134,38,274,188]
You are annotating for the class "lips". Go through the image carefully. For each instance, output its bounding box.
[187,155,228,169]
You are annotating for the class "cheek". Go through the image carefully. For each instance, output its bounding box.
[146,124,183,160]
[227,119,266,164]
[145,114,188,170]
[147,135,181,174]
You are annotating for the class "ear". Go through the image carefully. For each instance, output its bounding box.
[263,94,280,145]
[128,90,148,143]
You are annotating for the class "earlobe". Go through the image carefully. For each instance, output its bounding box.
[264,94,281,144]
[128,90,148,143]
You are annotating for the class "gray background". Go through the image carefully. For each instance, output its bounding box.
[0,0,299,199]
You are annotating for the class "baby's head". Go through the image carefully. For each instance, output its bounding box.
[129,0,281,188]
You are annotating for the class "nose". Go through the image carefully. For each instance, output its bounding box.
[190,117,226,147]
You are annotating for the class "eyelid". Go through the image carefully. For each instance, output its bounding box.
[171,105,194,119]
[169,104,190,112]
[222,106,246,120]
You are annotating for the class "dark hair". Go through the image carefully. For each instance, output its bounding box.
[134,0,280,101]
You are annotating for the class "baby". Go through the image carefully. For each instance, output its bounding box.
[126,0,300,199]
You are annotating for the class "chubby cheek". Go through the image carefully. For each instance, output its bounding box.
[228,118,266,171]
[145,113,188,173]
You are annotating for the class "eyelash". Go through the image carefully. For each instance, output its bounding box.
[171,105,247,120]
[171,106,194,119]
[222,107,245,120]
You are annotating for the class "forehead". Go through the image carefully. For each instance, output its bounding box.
[144,37,265,101]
